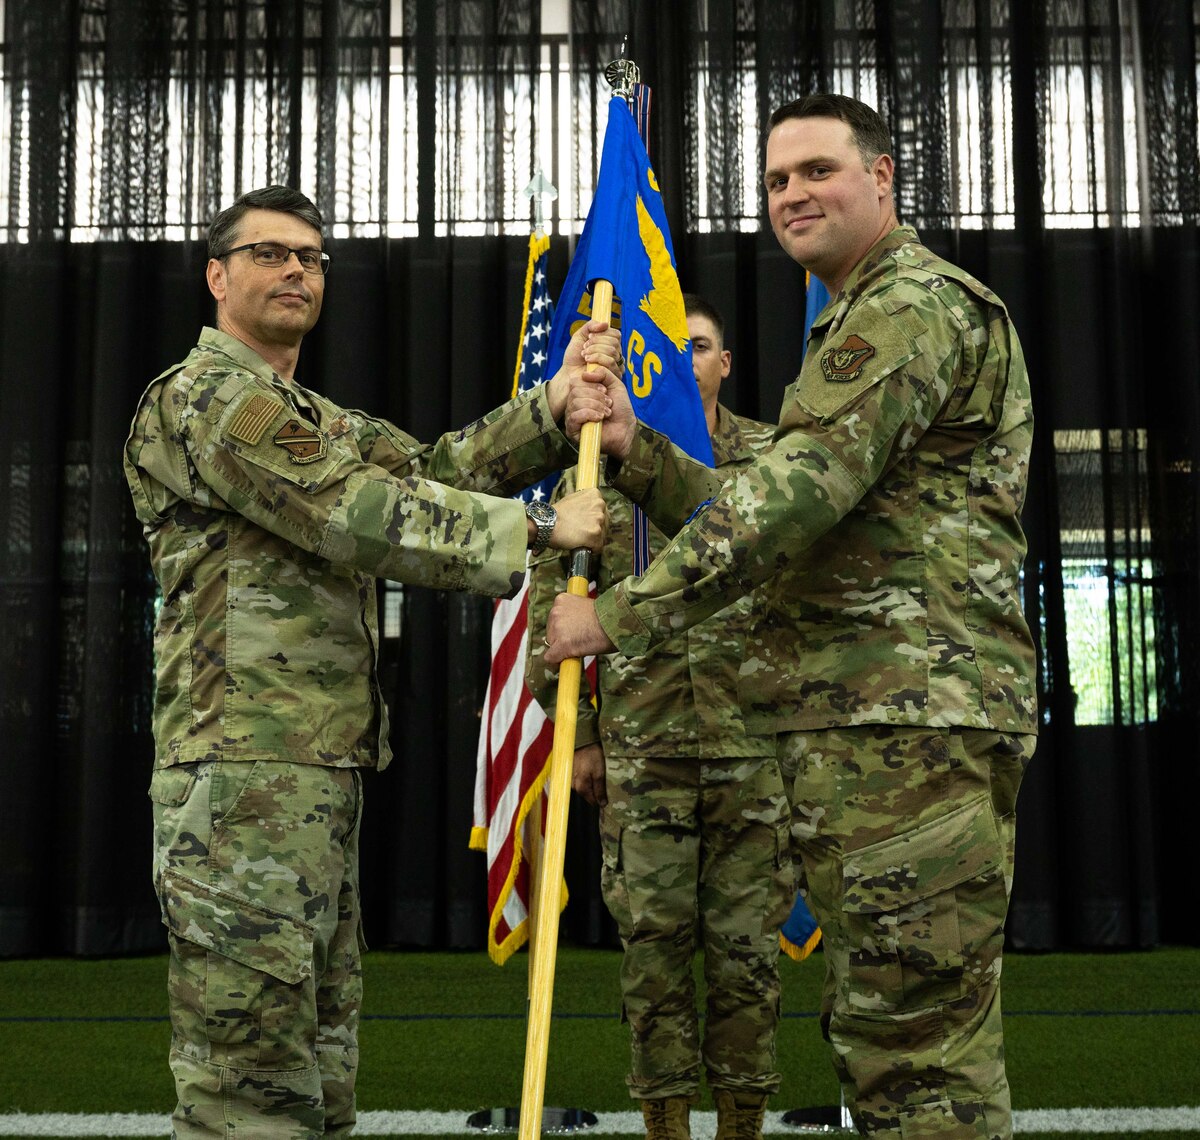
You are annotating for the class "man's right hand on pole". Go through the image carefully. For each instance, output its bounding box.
[564,356,636,461]
[549,488,607,552]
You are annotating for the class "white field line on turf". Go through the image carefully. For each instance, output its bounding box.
[2,1107,1200,1136]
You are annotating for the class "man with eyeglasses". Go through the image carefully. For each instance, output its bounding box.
[123,185,618,1138]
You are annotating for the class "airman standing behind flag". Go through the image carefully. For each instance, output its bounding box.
[528,295,791,1140]
[548,94,1037,1139]
[122,185,621,1139]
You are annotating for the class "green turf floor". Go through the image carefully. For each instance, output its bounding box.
[1,945,1197,1137]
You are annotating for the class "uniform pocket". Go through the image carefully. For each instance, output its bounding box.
[840,795,1003,1012]
[766,817,798,933]
[598,810,632,938]
[159,867,315,986]
[148,765,200,806]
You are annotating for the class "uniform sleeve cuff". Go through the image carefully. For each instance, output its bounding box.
[607,422,663,502]
[573,716,600,750]
[531,383,581,465]
[595,582,652,659]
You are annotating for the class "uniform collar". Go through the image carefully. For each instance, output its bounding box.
[810,225,922,333]
[709,403,755,466]
[197,326,281,385]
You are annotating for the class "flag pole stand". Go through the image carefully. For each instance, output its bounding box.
[780,1088,854,1134]
[466,1108,598,1136]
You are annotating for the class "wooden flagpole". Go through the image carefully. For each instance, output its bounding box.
[522,170,557,1006]
[518,49,638,1140]
[516,283,609,1140]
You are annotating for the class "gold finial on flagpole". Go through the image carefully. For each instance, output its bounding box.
[604,36,640,103]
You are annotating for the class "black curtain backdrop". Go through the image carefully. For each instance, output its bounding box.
[1,0,1198,957]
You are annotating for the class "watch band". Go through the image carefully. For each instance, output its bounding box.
[525,500,557,555]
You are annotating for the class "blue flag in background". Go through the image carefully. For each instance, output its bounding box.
[544,97,713,467]
[804,271,831,349]
[780,892,821,962]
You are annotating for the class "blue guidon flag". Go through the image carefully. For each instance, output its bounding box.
[544,96,713,469]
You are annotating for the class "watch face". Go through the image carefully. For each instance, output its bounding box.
[527,500,556,552]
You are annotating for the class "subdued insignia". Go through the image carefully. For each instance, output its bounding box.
[821,334,876,383]
[227,394,283,445]
[273,419,327,463]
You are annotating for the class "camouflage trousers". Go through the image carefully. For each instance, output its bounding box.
[600,754,794,1100]
[777,727,1034,1140]
[149,760,365,1138]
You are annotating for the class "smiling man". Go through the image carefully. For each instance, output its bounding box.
[546,96,1038,1139]
[124,186,617,1138]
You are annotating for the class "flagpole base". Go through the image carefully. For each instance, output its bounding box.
[779,1104,855,1134]
[467,1107,598,1134]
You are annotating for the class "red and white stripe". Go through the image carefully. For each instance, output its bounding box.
[470,574,556,964]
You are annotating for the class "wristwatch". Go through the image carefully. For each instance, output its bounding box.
[524,500,557,555]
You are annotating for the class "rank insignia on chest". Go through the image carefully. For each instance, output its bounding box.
[821,334,876,383]
[273,419,328,463]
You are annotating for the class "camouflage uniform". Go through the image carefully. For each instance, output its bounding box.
[124,327,575,1137]
[527,406,793,1102]
[592,229,1037,1138]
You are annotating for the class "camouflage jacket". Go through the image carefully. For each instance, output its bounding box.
[124,327,574,771]
[526,405,776,760]
[595,227,1038,735]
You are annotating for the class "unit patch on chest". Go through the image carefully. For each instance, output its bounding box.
[821,334,876,383]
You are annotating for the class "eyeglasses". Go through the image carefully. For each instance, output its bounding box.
[220,242,330,276]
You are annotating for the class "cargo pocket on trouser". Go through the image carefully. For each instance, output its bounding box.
[148,764,204,886]
[840,793,1004,1012]
[600,802,702,1098]
[599,807,632,939]
[160,866,318,1072]
[833,795,1012,1131]
[767,816,799,934]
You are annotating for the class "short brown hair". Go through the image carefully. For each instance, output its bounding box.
[682,293,725,345]
[207,186,324,259]
[767,94,892,167]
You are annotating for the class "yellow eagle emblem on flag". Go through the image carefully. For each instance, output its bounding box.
[635,193,689,353]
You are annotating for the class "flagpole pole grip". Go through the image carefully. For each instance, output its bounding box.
[517,278,614,1140]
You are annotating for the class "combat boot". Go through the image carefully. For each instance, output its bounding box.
[713,1089,769,1140]
[639,1095,692,1140]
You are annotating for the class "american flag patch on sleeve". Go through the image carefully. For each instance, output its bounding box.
[227,393,283,445]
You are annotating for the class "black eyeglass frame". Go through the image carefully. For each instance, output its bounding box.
[219,241,331,275]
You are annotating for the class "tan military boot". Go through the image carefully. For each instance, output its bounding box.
[713,1089,769,1140]
[639,1095,692,1140]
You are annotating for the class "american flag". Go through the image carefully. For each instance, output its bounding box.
[470,232,562,965]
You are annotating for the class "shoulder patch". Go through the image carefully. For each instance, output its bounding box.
[821,334,876,383]
[273,419,328,463]
[227,393,284,445]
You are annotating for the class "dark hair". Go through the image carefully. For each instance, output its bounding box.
[207,186,324,259]
[682,292,725,345]
[767,94,893,167]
